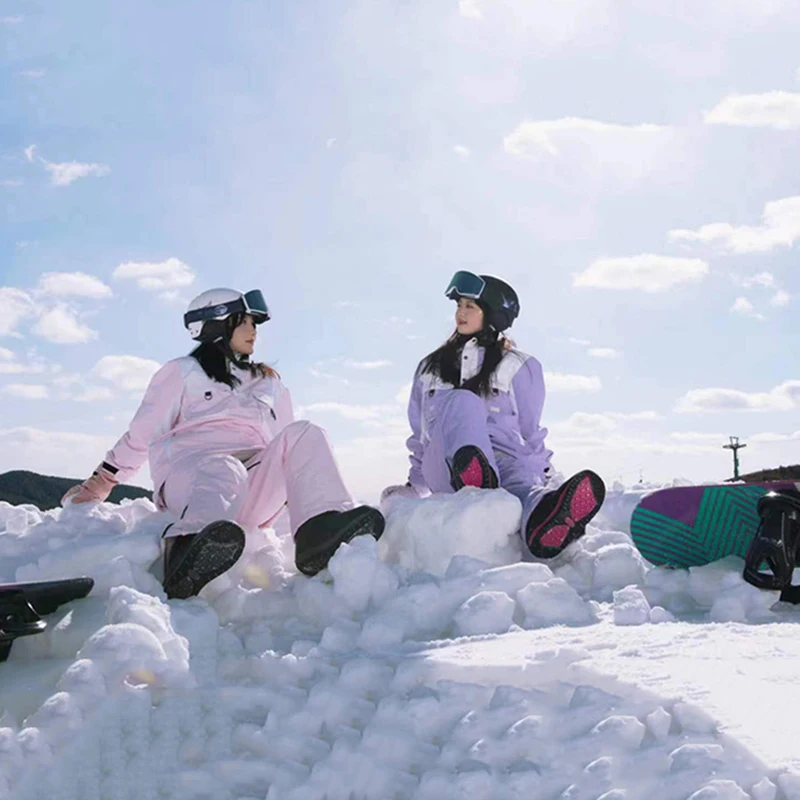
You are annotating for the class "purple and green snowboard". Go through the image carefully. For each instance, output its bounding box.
[630,482,800,568]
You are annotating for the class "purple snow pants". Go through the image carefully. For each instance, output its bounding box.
[420,390,551,537]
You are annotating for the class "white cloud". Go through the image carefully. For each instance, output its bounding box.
[0,179,23,187]
[24,145,37,162]
[730,296,765,321]
[33,305,97,344]
[45,160,110,187]
[669,196,800,254]
[0,349,47,375]
[0,426,139,483]
[69,386,116,402]
[574,254,709,292]
[771,290,791,307]
[458,0,483,19]
[705,92,800,130]
[0,287,35,337]
[733,271,776,289]
[504,117,668,159]
[544,372,602,393]
[453,145,471,158]
[36,271,112,299]
[675,381,800,413]
[3,383,48,400]
[396,381,413,405]
[569,337,591,347]
[552,410,662,436]
[342,359,393,370]
[92,355,161,392]
[0,15,23,24]
[587,347,620,359]
[113,258,196,291]
[19,69,46,79]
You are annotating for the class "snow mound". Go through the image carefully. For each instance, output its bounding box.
[1,485,798,799]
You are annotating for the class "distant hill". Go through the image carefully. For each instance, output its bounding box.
[0,470,152,511]
[734,465,800,483]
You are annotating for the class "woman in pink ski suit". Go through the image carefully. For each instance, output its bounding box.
[64,287,384,598]
[383,271,605,559]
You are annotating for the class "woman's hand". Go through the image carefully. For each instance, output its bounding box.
[61,464,118,505]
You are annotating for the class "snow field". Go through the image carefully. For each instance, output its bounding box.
[1,485,799,798]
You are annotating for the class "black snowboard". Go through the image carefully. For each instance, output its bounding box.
[0,577,94,662]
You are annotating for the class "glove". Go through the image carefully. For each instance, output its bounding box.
[62,463,119,506]
[380,483,427,505]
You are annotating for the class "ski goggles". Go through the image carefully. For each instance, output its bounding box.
[183,289,271,327]
[445,271,485,300]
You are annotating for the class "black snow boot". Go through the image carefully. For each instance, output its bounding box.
[743,492,800,595]
[449,445,499,491]
[162,520,246,599]
[294,506,385,577]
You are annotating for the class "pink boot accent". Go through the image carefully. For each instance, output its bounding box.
[539,523,571,548]
[459,457,485,488]
[569,477,599,520]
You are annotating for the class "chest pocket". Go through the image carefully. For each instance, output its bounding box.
[185,383,231,417]
[252,387,279,427]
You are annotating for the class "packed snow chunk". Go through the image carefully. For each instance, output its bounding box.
[590,543,647,600]
[77,621,190,689]
[378,488,522,577]
[778,772,800,800]
[673,702,717,734]
[23,691,82,749]
[517,578,595,628]
[709,580,780,623]
[454,591,516,636]
[612,586,650,626]
[649,605,675,623]
[327,535,400,612]
[669,743,725,772]
[645,706,672,740]
[687,780,750,799]
[751,778,777,800]
[107,586,190,664]
[591,715,646,749]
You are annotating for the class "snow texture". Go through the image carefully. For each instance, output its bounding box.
[1,482,799,799]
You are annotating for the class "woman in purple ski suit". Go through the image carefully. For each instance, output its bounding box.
[63,287,384,598]
[383,271,605,558]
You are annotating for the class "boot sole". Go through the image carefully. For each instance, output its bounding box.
[163,520,246,599]
[450,445,499,491]
[296,507,385,577]
[527,470,605,559]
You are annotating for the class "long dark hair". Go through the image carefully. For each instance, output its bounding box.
[420,328,510,397]
[190,313,278,388]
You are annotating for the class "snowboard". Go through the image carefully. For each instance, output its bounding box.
[0,577,94,662]
[630,482,800,569]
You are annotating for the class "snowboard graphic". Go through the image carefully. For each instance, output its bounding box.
[630,482,800,568]
[0,577,94,662]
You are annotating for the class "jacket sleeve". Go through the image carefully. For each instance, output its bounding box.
[405,368,427,489]
[512,357,553,474]
[103,360,184,483]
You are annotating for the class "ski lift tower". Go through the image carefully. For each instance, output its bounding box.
[724,436,746,480]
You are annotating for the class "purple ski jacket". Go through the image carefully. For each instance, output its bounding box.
[406,337,553,489]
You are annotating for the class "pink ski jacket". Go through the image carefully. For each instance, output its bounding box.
[102,356,293,500]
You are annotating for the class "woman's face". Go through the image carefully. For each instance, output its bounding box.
[455,297,484,336]
[229,314,257,355]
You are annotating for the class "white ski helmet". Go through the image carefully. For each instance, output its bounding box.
[184,288,270,341]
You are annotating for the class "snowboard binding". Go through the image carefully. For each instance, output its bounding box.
[743,492,800,600]
[0,577,94,662]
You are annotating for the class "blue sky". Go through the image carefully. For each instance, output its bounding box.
[2,0,800,500]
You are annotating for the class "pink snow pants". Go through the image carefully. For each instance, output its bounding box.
[160,421,355,538]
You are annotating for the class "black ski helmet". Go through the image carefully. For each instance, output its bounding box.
[445,271,520,333]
